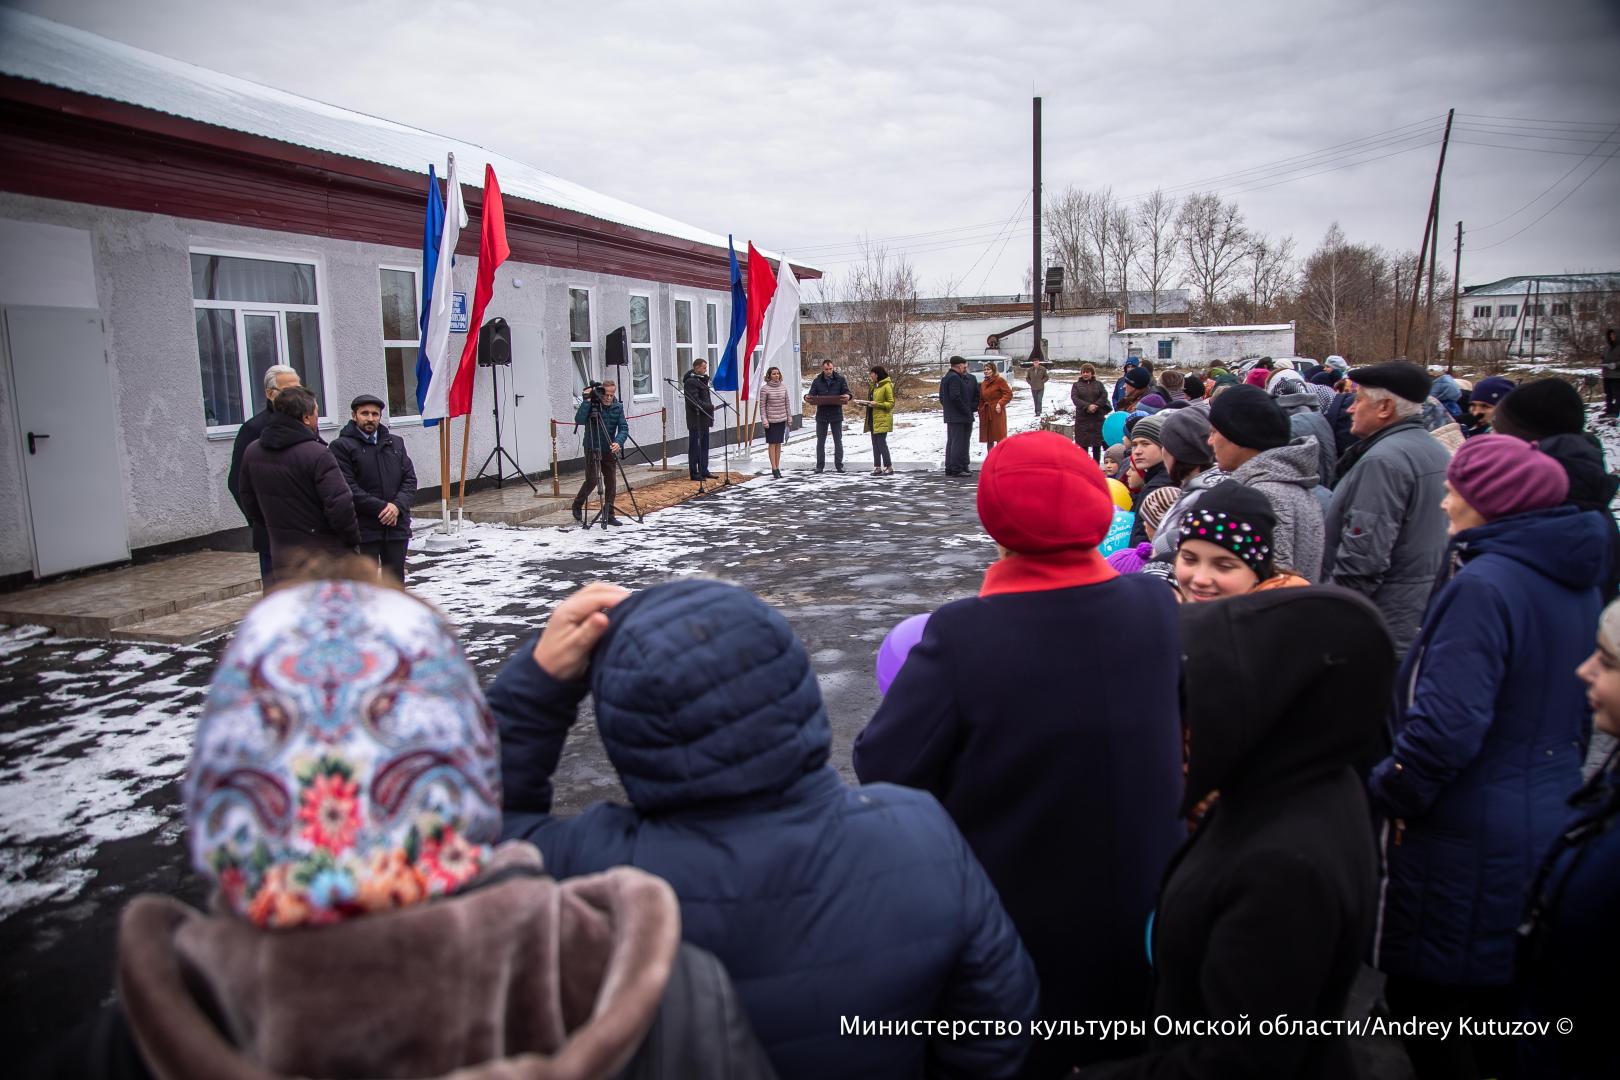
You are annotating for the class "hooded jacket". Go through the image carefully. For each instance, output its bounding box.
[856,572,1183,1074]
[236,412,359,570]
[1084,588,1393,1080]
[329,420,416,544]
[1539,432,1620,601]
[1228,438,1327,582]
[1273,390,1338,488]
[1369,505,1609,987]
[63,845,773,1080]
[492,580,1038,1080]
[1322,417,1450,654]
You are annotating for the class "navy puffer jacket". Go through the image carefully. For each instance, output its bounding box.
[492,580,1038,1080]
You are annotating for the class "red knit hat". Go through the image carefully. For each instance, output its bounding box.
[977,431,1115,553]
[1447,434,1568,521]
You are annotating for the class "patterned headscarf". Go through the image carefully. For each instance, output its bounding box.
[184,581,500,928]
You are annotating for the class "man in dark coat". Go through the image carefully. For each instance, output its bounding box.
[571,379,630,526]
[940,355,980,476]
[330,394,417,583]
[227,363,302,583]
[237,386,359,573]
[856,432,1183,1074]
[1602,327,1620,418]
[681,359,715,481]
[1082,588,1394,1080]
[805,359,850,473]
[492,579,1039,1080]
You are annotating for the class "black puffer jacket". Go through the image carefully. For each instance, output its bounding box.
[227,406,277,552]
[682,369,713,430]
[1084,587,1394,1080]
[330,421,417,543]
[237,413,359,570]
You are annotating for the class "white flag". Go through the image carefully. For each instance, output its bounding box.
[758,254,800,375]
[420,153,468,422]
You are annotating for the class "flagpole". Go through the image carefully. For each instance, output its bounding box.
[457,411,471,525]
[438,424,451,534]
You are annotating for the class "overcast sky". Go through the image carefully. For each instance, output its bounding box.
[10,0,1619,293]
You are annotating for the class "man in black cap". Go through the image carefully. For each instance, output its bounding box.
[1321,362,1450,655]
[330,393,417,583]
[940,356,980,476]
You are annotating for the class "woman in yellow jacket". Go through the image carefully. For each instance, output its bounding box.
[862,365,896,475]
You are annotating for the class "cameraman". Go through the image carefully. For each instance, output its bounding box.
[571,379,630,526]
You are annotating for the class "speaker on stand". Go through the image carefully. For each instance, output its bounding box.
[605,326,629,368]
[471,317,536,493]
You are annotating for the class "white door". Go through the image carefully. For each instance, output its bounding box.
[506,320,547,474]
[5,306,129,576]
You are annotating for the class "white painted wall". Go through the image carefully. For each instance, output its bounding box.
[0,192,763,577]
[918,312,1116,367]
[1108,325,1297,368]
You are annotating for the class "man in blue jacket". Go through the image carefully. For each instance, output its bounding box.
[805,358,851,473]
[570,379,630,526]
[940,355,980,476]
[490,579,1039,1080]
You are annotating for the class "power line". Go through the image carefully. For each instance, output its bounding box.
[1453,123,1618,144]
[1471,123,1620,232]
[1452,139,1619,157]
[976,204,1029,295]
[958,192,1031,287]
[1471,143,1620,251]
[1457,112,1620,129]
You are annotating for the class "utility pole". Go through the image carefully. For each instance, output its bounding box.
[1405,108,1455,357]
[1532,279,1541,361]
[1393,268,1401,355]
[1032,96,1042,361]
[1447,221,1462,373]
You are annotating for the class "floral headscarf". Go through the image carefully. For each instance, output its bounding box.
[185,581,500,928]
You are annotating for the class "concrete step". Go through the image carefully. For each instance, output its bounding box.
[110,591,261,645]
[0,551,263,638]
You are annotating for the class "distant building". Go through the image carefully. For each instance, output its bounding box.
[1110,323,1297,368]
[1458,273,1620,360]
[0,11,815,581]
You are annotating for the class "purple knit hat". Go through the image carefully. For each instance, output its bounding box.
[1106,542,1155,574]
[1447,434,1569,521]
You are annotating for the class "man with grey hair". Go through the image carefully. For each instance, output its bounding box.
[228,364,302,583]
[1322,361,1450,654]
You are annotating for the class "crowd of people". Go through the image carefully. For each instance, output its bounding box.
[22,346,1620,1079]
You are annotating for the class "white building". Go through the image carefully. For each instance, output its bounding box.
[1458,273,1620,360]
[0,11,810,581]
[1109,323,1297,368]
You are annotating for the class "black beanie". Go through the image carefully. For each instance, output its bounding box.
[1176,481,1278,579]
[1493,378,1586,440]
[1125,366,1152,390]
[1184,374,1206,400]
[1209,384,1291,451]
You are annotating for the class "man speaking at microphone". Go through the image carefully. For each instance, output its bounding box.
[571,379,630,526]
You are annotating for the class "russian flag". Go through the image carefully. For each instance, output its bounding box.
[742,242,777,401]
[448,164,509,418]
[418,154,467,425]
[713,235,746,393]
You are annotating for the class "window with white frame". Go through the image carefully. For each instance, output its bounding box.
[569,287,594,389]
[1472,304,1492,318]
[1527,303,1545,316]
[674,299,695,372]
[192,251,328,429]
[379,267,421,417]
[1552,302,1571,317]
[629,294,655,398]
[1498,304,1519,318]
[706,301,720,366]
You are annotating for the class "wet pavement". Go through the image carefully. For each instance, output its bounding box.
[0,466,994,1051]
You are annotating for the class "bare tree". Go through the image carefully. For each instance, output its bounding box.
[1105,203,1138,309]
[1132,189,1179,316]
[1044,185,1101,306]
[819,240,933,392]
[1296,223,1387,359]
[1541,276,1620,363]
[1243,234,1296,319]
[1082,187,1116,304]
[1176,192,1250,319]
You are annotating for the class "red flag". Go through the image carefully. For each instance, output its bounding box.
[449,165,509,418]
[742,242,777,401]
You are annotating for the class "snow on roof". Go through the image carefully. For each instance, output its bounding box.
[1461,273,1620,297]
[1113,323,1293,336]
[0,10,803,266]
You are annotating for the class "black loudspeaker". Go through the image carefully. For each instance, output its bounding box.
[477,317,511,366]
[605,326,628,366]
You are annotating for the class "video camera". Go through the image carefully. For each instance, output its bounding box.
[582,381,607,405]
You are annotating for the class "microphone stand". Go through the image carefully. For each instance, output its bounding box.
[664,376,731,493]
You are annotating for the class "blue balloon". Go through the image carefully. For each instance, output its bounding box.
[1100,509,1135,556]
[1102,411,1129,447]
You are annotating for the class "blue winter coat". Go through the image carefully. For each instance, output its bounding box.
[491,580,1039,1080]
[1369,505,1609,986]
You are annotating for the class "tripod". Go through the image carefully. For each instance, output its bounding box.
[472,361,537,494]
[579,395,644,530]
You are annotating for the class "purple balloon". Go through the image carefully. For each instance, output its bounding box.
[876,613,931,694]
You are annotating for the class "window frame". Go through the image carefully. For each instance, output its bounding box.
[568,285,596,392]
[705,300,721,367]
[628,291,658,401]
[191,245,334,436]
[378,263,425,426]
[1497,304,1519,318]
[673,295,696,373]
[1471,304,1492,318]
[1551,302,1571,317]
[1157,339,1173,360]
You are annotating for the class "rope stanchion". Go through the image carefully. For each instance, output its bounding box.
[549,419,560,497]
[660,407,668,470]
